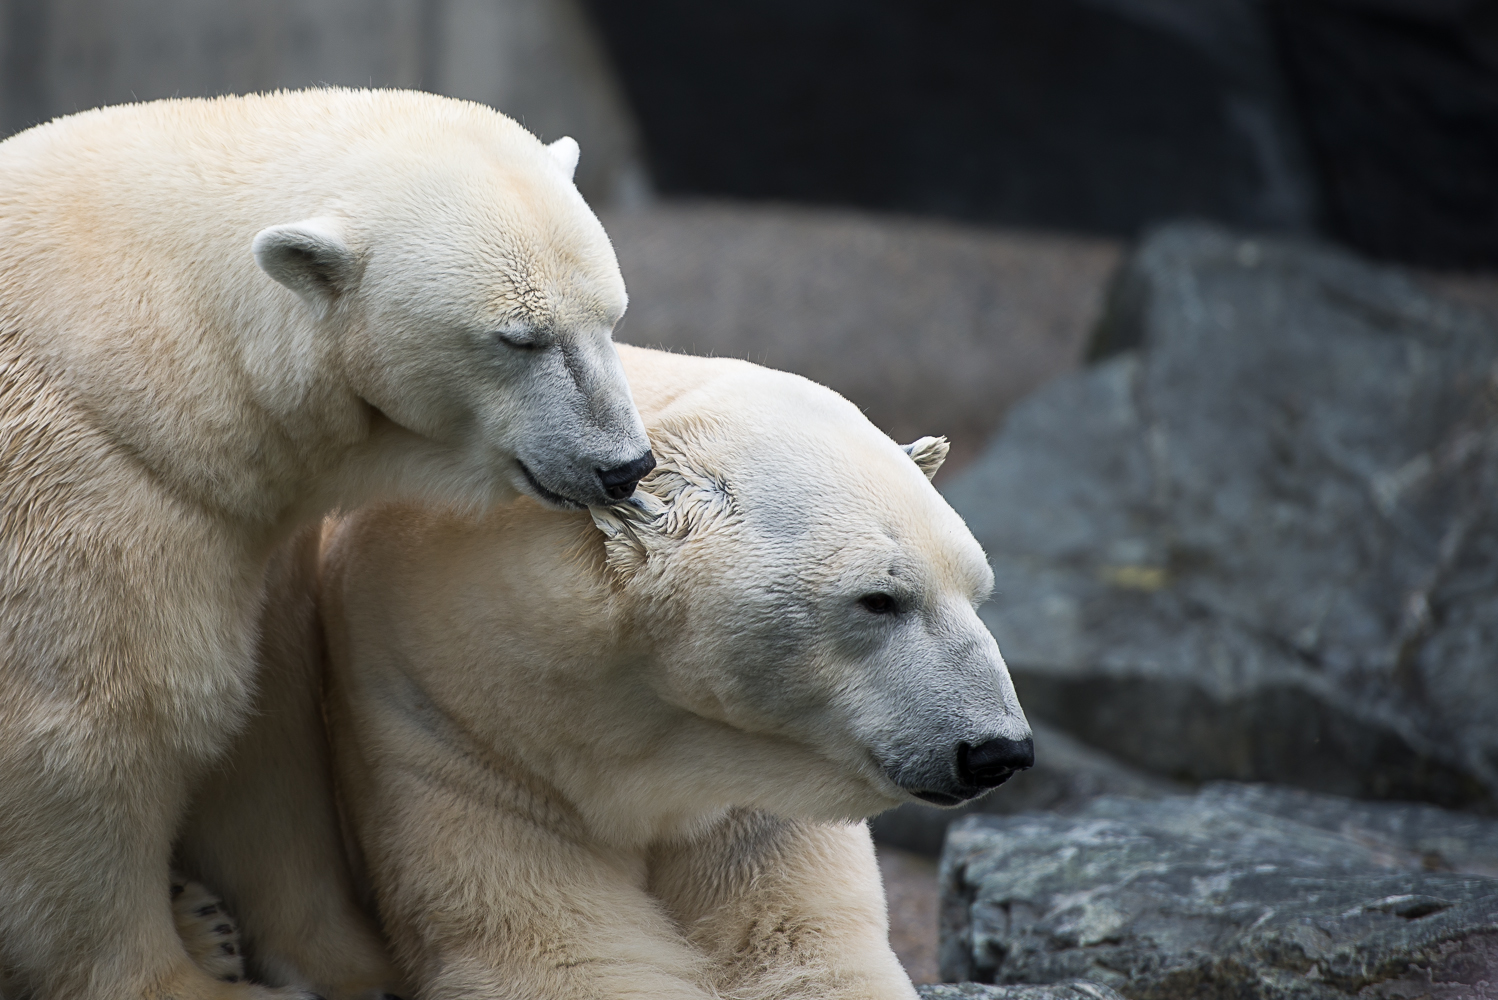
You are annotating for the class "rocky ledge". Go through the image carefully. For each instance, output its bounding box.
[918,982,1124,1000]
[944,222,1498,811]
[939,786,1498,999]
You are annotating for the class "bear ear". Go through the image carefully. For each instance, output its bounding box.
[252,217,360,319]
[546,136,580,182]
[589,491,664,578]
[902,436,949,480]
[587,462,735,579]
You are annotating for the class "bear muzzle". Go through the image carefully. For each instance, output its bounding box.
[896,733,1034,807]
[597,450,657,501]
[958,735,1034,789]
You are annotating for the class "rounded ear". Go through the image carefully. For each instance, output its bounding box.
[587,462,735,579]
[252,217,359,318]
[589,491,665,578]
[546,136,580,181]
[902,435,950,480]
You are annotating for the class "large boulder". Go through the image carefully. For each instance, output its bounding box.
[940,787,1498,998]
[919,984,1124,1000]
[604,202,1119,469]
[945,222,1498,811]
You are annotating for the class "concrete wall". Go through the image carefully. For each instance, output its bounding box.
[0,0,649,206]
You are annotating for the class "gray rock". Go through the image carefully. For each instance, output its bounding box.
[603,202,1121,471]
[918,982,1124,1000]
[1195,782,1498,878]
[940,793,1498,998]
[871,722,1183,858]
[945,222,1498,810]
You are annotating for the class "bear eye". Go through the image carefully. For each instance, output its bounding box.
[858,592,899,615]
[494,329,543,351]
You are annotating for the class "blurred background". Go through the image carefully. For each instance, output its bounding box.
[8,1,1497,992]
[9,0,1496,470]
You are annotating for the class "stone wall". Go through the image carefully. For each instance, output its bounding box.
[0,0,648,206]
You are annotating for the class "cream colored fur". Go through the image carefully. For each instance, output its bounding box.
[197,346,1029,1000]
[170,878,246,986]
[0,90,648,1000]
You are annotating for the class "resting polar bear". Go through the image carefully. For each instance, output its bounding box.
[210,346,1033,999]
[0,91,650,1000]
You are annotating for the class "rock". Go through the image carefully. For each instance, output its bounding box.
[940,792,1498,997]
[880,845,940,985]
[1195,782,1498,878]
[582,0,1317,237]
[0,0,649,208]
[602,202,1120,470]
[870,722,1183,858]
[918,983,1125,1000]
[1421,272,1498,326]
[945,222,1498,811]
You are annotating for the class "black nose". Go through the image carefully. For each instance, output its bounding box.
[958,736,1034,789]
[597,451,656,501]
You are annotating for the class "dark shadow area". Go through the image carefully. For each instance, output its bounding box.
[584,0,1498,267]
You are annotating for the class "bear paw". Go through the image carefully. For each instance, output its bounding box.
[171,875,246,984]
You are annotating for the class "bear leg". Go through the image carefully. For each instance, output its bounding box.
[651,813,919,1000]
[171,876,246,984]
[177,528,407,1000]
[0,766,319,1000]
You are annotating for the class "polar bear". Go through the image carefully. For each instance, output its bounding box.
[0,90,651,1000]
[196,345,1033,999]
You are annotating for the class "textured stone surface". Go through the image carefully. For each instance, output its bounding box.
[940,793,1498,998]
[603,202,1119,471]
[946,222,1498,810]
[1194,783,1498,878]
[871,722,1181,858]
[918,982,1124,1000]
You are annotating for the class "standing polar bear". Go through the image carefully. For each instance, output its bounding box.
[0,90,652,1000]
[200,346,1034,1000]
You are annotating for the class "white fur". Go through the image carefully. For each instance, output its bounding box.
[546,136,582,180]
[171,877,246,985]
[189,346,1029,999]
[0,89,648,1000]
[250,217,358,319]
[902,435,950,480]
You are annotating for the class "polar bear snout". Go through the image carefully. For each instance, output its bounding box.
[598,450,656,501]
[958,735,1034,789]
[502,334,653,508]
[892,731,1033,806]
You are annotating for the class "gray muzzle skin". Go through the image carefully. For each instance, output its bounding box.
[894,734,1035,807]
[519,448,655,508]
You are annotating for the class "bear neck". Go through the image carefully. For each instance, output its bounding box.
[452,634,901,849]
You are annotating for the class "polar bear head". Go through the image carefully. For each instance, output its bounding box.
[589,350,1032,820]
[253,101,651,509]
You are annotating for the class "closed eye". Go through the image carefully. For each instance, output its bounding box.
[858,592,899,615]
[495,329,544,351]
